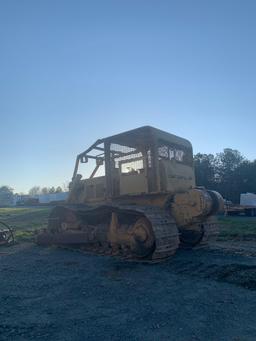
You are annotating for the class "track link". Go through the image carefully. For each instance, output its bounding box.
[201,216,219,244]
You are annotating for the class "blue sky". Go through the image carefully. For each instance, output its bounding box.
[0,0,255,193]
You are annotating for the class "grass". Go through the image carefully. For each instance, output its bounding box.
[1,207,256,243]
[14,230,36,242]
[0,207,51,242]
[0,207,34,216]
[0,207,51,217]
[218,215,256,240]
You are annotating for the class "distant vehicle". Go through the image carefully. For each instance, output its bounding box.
[225,193,256,217]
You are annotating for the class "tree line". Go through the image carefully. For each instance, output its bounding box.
[28,186,63,196]
[0,185,66,206]
[194,148,256,203]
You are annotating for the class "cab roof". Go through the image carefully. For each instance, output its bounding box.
[103,125,192,150]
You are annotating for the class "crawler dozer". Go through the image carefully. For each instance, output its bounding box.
[37,126,223,261]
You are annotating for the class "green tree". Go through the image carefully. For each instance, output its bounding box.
[215,149,245,202]
[55,186,63,193]
[233,160,256,197]
[193,149,255,203]
[216,148,244,177]
[0,186,14,206]
[194,153,216,189]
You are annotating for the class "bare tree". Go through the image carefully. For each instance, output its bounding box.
[41,187,49,194]
[28,186,41,196]
[62,181,70,192]
[48,187,56,194]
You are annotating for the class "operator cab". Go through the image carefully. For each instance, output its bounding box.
[69,126,195,203]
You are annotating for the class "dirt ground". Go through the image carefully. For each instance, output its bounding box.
[1,209,256,340]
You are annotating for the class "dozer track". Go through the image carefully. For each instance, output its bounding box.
[201,216,219,244]
[36,205,180,262]
[178,216,219,248]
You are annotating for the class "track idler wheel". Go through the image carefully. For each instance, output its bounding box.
[109,213,155,259]
[129,217,155,258]
[179,224,204,248]
[179,217,219,248]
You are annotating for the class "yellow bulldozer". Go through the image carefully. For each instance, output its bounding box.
[37,126,223,261]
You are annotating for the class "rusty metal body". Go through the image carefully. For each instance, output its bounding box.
[37,126,224,261]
